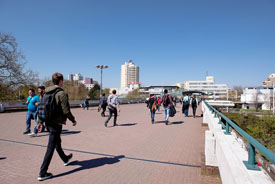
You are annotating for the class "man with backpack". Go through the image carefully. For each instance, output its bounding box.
[37,72,77,181]
[161,89,173,125]
[191,95,198,118]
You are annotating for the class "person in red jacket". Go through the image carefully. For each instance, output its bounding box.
[157,96,162,111]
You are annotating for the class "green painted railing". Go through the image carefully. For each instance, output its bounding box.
[204,100,275,171]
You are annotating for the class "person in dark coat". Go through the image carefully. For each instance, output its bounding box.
[147,94,157,123]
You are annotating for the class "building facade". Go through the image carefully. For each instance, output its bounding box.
[68,73,84,82]
[121,60,139,88]
[262,73,275,87]
[241,87,274,110]
[184,76,228,99]
[139,86,179,96]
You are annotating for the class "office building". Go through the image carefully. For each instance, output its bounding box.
[184,76,228,99]
[121,60,140,88]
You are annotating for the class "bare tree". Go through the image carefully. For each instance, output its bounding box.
[0,32,38,99]
[253,88,262,112]
[233,86,243,99]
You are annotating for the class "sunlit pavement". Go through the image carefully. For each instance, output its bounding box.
[0,103,208,184]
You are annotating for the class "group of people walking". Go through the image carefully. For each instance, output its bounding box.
[146,90,200,125]
[182,94,199,118]
[23,72,200,181]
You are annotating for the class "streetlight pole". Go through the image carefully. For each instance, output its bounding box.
[96,65,108,98]
[273,82,274,115]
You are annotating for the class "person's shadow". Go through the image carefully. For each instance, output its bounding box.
[54,155,125,178]
[168,121,184,125]
[116,123,137,127]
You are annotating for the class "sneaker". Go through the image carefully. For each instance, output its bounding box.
[37,173,53,181]
[104,122,108,127]
[29,132,37,137]
[64,153,73,166]
[165,121,168,125]
[23,130,31,134]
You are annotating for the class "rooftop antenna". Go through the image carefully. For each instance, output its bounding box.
[206,71,208,77]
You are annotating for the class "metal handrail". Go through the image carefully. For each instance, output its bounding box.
[204,100,275,171]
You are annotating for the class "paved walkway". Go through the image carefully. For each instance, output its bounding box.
[0,103,209,184]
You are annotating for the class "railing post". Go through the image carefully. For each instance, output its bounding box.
[224,121,231,135]
[214,111,217,117]
[243,143,261,171]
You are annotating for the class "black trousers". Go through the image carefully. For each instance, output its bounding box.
[39,123,68,175]
[192,106,197,118]
[105,107,117,125]
[101,105,107,115]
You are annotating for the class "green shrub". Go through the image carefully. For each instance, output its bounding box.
[223,113,275,152]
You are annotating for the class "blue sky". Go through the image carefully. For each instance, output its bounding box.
[1,0,275,88]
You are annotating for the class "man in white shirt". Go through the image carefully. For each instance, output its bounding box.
[104,90,120,127]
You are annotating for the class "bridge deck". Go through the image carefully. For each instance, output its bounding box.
[0,103,217,184]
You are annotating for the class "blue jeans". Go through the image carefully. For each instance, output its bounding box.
[157,104,160,111]
[164,106,170,121]
[150,109,155,122]
[26,111,38,132]
[184,105,189,117]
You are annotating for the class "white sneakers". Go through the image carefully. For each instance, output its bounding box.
[28,132,37,137]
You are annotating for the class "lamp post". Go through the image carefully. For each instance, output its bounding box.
[273,82,274,115]
[96,65,108,97]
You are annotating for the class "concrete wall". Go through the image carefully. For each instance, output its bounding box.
[202,101,274,184]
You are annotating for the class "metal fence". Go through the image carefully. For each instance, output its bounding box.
[204,100,275,171]
[0,99,146,113]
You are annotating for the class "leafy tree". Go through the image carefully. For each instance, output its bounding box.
[89,83,100,100]
[41,79,88,100]
[103,88,110,98]
[62,80,88,100]
[126,88,147,100]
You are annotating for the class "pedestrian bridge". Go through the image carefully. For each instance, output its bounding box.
[0,103,274,184]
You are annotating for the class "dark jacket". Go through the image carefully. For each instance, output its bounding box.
[162,94,173,107]
[147,96,157,110]
[45,85,76,125]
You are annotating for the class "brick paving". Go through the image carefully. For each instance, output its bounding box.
[0,103,207,184]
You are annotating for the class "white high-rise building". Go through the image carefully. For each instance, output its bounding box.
[121,60,140,88]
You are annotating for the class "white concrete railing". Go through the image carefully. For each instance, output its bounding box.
[202,101,274,184]
[206,100,235,107]
[0,99,145,113]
